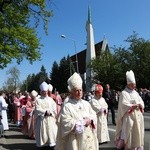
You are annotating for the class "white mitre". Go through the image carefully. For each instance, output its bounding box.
[67,85,71,92]
[31,90,38,97]
[67,72,83,90]
[126,70,136,84]
[48,84,53,92]
[40,81,49,91]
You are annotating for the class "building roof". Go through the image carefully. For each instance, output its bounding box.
[70,40,108,74]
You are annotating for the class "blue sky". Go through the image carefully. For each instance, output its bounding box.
[0,0,150,88]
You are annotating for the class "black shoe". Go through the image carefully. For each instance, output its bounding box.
[99,142,108,145]
[112,122,116,125]
[3,135,8,138]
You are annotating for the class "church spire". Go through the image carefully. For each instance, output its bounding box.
[87,5,91,24]
[85,4,96,92]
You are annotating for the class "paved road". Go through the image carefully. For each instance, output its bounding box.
[0,123,116,150]
[0,111,149,150]
[106,111,150,150]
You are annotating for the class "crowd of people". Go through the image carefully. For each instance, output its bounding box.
[0,70,148,150]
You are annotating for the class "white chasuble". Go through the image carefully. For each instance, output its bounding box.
[55,98,99,150]
[115,87,144,149]
[34,96,58,147]
[90,96,110,143]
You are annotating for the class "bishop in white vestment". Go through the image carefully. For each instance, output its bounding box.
[55,73,99,150]
[90,84,110,144]
[115,70,144,150]
[0,91,9,131]
[34,82,58,149]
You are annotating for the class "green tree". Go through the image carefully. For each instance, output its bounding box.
[50,56,71,93]
[90,48,118,88]
[91,32,150,89]
[113,46,131,89]
[35,65,48,90]
[3,66,20,92]
[116,32,150,88]
[59,56,71,93]
[0,0,53,68]
[21,65,48,93]
[22,73,36,92]
[50,61,60,92]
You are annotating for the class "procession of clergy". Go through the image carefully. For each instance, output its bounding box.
[0,70,145,150]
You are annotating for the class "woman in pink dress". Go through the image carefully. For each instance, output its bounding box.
[55,91,62,117]
[22,90,38,139]
[13,93,22,127]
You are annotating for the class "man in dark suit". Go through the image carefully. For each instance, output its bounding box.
[103,84,116,125]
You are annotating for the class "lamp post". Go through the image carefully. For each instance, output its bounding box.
[61,35,79,73]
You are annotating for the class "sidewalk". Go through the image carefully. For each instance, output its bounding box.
[0,123,36,150]
[0,136,7,150]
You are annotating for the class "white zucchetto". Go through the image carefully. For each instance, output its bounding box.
[126,70,136,84]
[48,84,53,92]
[40,82,49,91]
[67,72,83,90]
[31,90,38,97]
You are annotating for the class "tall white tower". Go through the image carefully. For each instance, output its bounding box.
[85,5,96,92]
